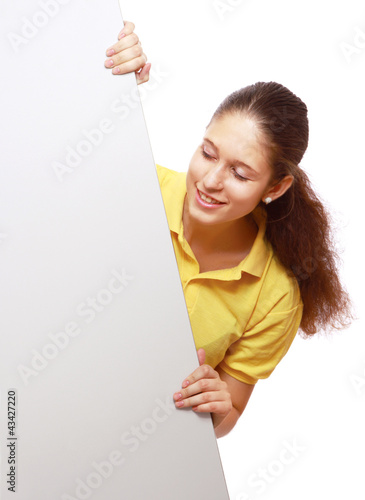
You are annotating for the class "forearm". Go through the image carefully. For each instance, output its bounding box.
[213,406,241,438]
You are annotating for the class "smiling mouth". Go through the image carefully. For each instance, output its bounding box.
[197,189,225,205]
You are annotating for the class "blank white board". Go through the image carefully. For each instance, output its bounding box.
[0,1,229,498]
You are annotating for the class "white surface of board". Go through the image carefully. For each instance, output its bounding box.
[0,1,229,498]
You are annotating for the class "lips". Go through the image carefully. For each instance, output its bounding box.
[198,190,223,204]
[196,188,225,208]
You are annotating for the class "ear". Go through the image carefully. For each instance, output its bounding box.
[262,175,294,203]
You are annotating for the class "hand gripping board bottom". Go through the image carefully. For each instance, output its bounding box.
[0,1,229,499]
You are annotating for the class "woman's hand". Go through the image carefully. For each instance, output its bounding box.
[173,349,233,430]
[104,21,151,85]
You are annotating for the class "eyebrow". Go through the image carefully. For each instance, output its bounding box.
[203,138,259,176]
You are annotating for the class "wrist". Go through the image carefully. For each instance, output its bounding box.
[213,407,240,438]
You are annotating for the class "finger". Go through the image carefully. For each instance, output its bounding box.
[105,43,146,75]
[175,391,230,414]
[105,42,145,72]
[181,363,218,389]
[136,63,151,85]
[105,32,140,60]
[174,378,221,402]
[110,55,147,76]
[118,21,135,39]
[192,400,232,415]
[105,23,136,56]
[197,348,206,366]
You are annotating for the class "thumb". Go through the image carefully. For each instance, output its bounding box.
[136,62,151,85]
[197,348,206,366]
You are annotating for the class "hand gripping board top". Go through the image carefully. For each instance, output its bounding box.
[0,1,229,499]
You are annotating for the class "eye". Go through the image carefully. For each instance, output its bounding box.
[231,167,248,182]
[201,148,214,160]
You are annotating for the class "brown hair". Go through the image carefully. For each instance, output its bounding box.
[212,81,352,336]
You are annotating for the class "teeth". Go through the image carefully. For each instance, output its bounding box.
[199,190,222,204]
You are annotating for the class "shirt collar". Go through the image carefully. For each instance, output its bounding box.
[164,170,272,279]
[240,207,272,278]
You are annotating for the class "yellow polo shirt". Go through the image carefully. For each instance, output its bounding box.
[156,165,303,385]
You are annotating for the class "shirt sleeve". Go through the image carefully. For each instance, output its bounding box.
[219,281,303,385]
[155,164,170,187]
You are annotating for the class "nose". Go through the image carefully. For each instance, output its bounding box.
[202,163,225,192]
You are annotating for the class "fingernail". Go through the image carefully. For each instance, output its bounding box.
[106,49,115,57]
[176,401,184,408]
[112,67,120,74]
[106,59,114,68]
[118,32,126,40]
[182,380,190,388]
[173,393,182,401]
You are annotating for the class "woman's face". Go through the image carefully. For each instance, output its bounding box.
[185,113,273,228]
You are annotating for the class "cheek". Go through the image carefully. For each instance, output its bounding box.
[187,153,204,184]
[186,168,197,197]
[228,183,265,210]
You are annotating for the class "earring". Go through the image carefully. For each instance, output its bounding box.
[264,197,272,205]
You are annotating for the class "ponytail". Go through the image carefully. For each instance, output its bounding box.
[264,167,352,336]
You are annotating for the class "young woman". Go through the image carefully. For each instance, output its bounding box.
[104,22,352,438]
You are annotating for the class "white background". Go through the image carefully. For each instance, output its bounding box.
[117,0,365,498]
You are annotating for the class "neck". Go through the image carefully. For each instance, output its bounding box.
[182,198,257,253]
